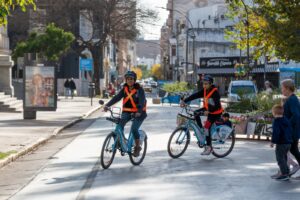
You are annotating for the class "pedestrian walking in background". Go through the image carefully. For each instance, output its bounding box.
[64,79,70,99]
[281,79,300,177]
[264,80,273,95]
[270,104,293,181]
[69,78,77,99]
[281,97,299,173]
[197,74,203,91]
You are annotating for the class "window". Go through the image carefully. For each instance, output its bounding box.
[231,86,256,94]
[171,45,176,56]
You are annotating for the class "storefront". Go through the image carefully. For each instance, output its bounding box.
[198,57,280,95]
[279,67,300,89]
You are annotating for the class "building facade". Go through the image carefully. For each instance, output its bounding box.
[0,25,14,96]
[136,40,160,70]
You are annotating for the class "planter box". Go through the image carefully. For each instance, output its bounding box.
[234,119,248,134]
[246,122,256,135]
[152,98,161,104]
[254,123,265,136]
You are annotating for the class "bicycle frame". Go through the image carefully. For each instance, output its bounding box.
[178,118,206,145]
[112,123,135,154]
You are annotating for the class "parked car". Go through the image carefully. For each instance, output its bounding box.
[227,80,258,102]
[143,84,152,93]
[150,80,158,88]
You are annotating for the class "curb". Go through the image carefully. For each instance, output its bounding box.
[0,105,102,169]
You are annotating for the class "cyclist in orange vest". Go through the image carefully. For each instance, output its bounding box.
[181,75,223,155]
[104,71,147,157]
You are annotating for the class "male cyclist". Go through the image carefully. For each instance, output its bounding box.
[104,71,147,157]
[180,75,223,155]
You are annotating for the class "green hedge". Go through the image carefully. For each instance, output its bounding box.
[162,82,190,93]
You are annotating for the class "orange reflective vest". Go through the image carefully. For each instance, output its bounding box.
[203,87,223,115]
[122,86,146,112]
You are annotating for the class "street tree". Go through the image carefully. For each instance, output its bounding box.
[12,23,75,62]
[151,64,163,80]
[0,0,35,25]
[137,65,151,79]
[225,0,300,62]
[41,0,157,94]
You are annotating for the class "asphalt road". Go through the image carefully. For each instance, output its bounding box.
[2,102,300,200]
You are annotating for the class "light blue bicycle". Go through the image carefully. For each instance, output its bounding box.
[168,104,235,158]
[99,100,147,169]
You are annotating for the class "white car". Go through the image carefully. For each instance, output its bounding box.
[150,80,158,88]
[227,80,258,102]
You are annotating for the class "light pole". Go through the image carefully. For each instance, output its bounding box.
[240,0,250,70]
[158,7,196,83]
[231,0,250,76]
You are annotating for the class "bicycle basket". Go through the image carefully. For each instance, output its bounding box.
[177,114,188,126]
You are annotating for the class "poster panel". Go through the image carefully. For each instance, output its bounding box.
[24,66,57,111]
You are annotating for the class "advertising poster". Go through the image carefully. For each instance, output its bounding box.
[24,66,57,111]
[80,58,93,81]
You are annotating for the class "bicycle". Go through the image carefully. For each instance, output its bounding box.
[167,103,235,158]
[99,100,148,169]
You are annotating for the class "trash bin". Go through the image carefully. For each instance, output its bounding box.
[88,82,95,98]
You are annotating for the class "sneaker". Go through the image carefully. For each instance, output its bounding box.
[132,146,142,157]
[289,165,300,176]
[275,174,290,181]
[270,171,281,179]
[201,146,212,155]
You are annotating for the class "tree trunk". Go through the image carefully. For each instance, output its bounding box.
[91,45,103,95]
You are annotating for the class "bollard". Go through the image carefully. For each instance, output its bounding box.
[88,82,95,106]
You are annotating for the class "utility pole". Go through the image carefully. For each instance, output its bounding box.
[192,35,196,85]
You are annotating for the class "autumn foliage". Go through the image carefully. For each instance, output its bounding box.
[151,64,163,80]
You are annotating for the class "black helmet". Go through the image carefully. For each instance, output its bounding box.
[124,71,137,81]
[203,75,213,84]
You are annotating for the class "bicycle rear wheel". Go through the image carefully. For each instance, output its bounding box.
[101,132,117,169]
[212,130,235,158]
[167,127,190,158]
[129,133,147,166]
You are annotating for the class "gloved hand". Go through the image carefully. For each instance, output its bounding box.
[103,105,109,112]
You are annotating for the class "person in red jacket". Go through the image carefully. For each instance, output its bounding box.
[181,75,223,155]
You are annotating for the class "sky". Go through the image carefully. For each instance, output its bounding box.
[138,0,169,40]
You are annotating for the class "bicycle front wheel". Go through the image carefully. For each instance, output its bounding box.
[129,134,147,166]
[101,132,117,169]
[212,131,235,158]
[167,127,190,158]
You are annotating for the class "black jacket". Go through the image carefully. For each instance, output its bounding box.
[272,117,293,144]
[106,83,146,113]
[184,85,222,115]
[64,80,70,88]
[283,94,300,140]
[69,80,76,90]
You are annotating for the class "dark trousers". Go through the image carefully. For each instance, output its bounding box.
[119,112,147,140]
[290,138,300,165]
[194,109,221,146]
[276,144,291,175]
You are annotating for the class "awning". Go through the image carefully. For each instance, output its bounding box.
[279,67,300,72]
[197,66,280,75]
[197,68,235,74]
[251,66,279,73]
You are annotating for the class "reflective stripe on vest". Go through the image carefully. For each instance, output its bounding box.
[122,86,146,112]
[203,88,223,115]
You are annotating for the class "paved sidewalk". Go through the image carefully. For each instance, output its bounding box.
[0,96,102,168]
